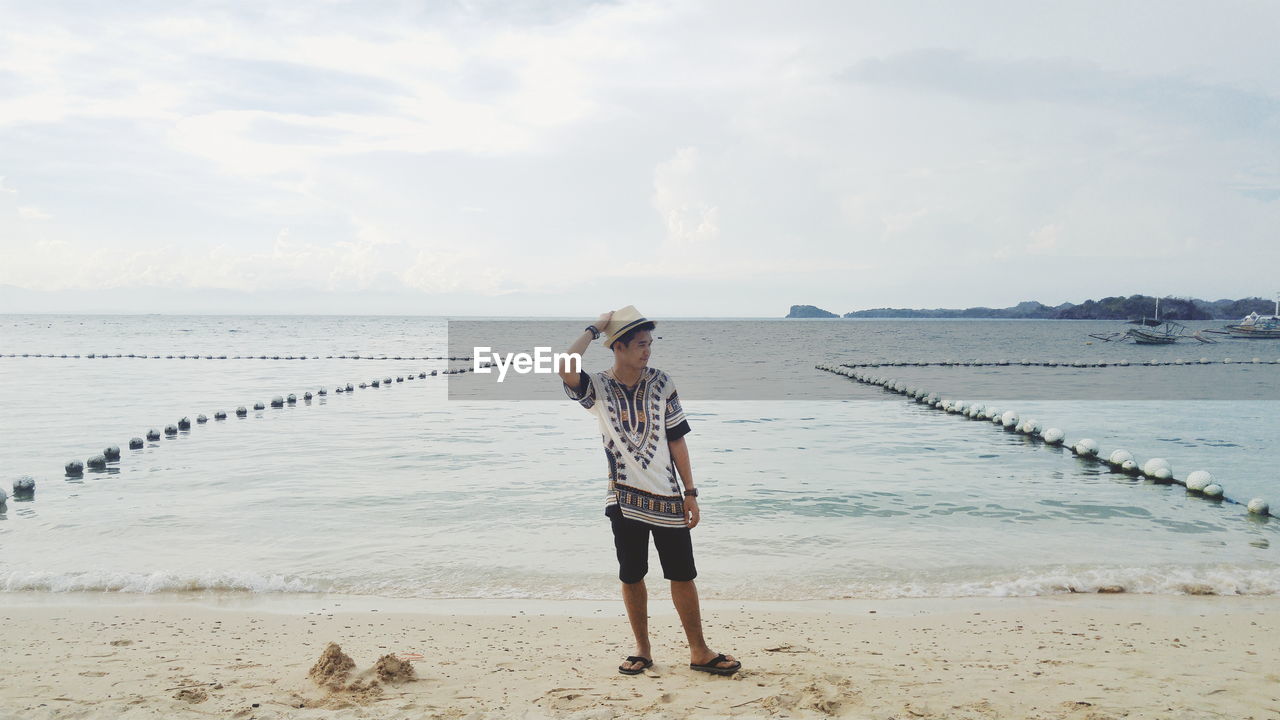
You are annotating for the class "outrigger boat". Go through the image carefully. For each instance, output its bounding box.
[1088,296,1216,344]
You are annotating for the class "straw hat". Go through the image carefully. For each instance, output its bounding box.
[603,305,654,348]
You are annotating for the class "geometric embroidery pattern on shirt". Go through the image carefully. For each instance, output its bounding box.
[602,368,667,469]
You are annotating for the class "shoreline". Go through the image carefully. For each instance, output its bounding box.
[4,593,1279,719]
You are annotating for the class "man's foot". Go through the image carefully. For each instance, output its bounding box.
[689,650,741,675]
[618,655,653,675]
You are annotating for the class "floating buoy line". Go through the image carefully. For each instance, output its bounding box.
[829,357,1280,368]
[1,353,474,361]
[814,362,1272,521]
[0,360,498,502]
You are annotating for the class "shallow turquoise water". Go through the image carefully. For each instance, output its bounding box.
[1,315,1277,600]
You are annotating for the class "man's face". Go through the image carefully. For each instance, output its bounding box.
[612,330,652,369]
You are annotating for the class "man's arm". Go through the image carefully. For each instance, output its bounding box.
[559,311,613,390]
[669,436,700,529]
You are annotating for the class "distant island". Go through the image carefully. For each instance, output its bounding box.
[786,296,1276,320]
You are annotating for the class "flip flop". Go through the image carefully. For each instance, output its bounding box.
[690,653,741,676]
[618,656,653,675]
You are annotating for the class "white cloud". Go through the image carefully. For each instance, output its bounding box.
[17,206,51,220]
[2,1,1280,313]
[652,147,720,253]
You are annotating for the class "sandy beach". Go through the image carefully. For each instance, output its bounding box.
[2,593,1278,720]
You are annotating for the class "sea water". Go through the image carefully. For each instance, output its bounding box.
[1,315,1277,600]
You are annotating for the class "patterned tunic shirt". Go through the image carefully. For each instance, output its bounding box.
[564,367,692,528]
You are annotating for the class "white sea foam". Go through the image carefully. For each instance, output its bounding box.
[5,564,1278,600]
[2,570,321,594]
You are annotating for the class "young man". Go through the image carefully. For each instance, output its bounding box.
[558,306,741,677]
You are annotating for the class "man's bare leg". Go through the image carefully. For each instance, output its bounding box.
[670,579,738,669]
[621,580,651,671]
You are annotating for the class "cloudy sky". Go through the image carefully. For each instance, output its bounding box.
[2,0,1277,316]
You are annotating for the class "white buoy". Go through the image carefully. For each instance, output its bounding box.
[164,424,178,436]
[1121,459,1138,474]
[1185,470,1214,493]
[146,428,161,440]
[1248,498,1270,516]
[1142,458,1172,478]
[129,437,144,449]
[1151,467,1173,482]
[1042,428,1065,445]
[236,406,248,417]
[14,476,35,493]
[254,401,265,410]
[1000,410,1019,429]
[1202,483,1223,498]
[65,460,84,476]
[271,396,284,408]
[1073,438,1099,458]
[1107,449,1134,467]
[103,446,121,461]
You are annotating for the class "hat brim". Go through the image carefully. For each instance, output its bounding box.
[606,317,653,347]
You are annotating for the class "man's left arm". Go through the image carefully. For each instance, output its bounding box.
[669,436,699,529]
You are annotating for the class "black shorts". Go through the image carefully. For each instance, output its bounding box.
[607,504,697,583]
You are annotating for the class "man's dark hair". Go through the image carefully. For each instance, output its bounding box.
[612,321,656,349]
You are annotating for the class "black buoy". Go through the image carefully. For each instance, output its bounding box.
[87,455,106,469]
[146,429,161,441]
[103,445,121,460]
[164,424,178,436]
[372,380,380,387]
[178,417,191,430]
[129,437,144,449]
[196,414,208,423]
[13,476,35,497]
[214,410,227,420]
[345,383,353,392]
[236,406,248,417]
[65,460,84,476]
[431,370,437,376]
[418,372,425,379]
[270,396,284,408]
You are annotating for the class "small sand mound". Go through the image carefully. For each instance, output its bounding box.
[373,653,417,684]
[174,687,208,704]
[308,642,356,688]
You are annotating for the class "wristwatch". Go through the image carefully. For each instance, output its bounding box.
[585,325,602,340]
[683,488,698,498]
